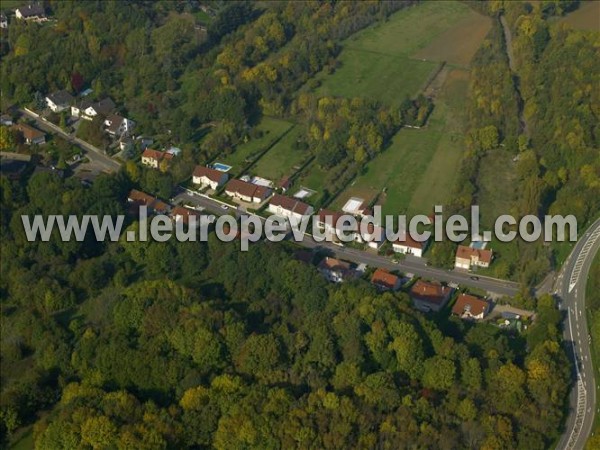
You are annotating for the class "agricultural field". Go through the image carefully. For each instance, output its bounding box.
[250,125,310,182]
[558,1,600,31]
[310,1,490,104]
[332,69,470,217]
[220,117,293,175]
[313,50,438,105]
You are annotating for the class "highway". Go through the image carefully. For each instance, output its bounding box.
[555,217,600,450]
[174,189,521,297]
[19,108,121,173]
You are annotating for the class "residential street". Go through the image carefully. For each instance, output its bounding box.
[174,189,521,297]
[19,108,121,173]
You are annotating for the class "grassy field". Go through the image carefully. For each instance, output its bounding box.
[331,69,470,217]
[413,9,492,67]
[476,148,517,228]
[250,125,309,181]
[313,50,438,105]
[0,1,27,10]
[220,117,293,174]
[292,160,328,204]
[559,1,600,31]
[309,1,490,104]
[347,1,475,57]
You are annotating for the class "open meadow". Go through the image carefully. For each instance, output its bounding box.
[310,1,490,104]
[250,125,310,182]
[220,117,293,175]
[558,1,600,31]
[331,69,470,217]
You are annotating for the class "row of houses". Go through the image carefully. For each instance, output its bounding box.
[127,189,206,226]
[315,259,490,320]
[372,269,489,319]
[45,90,135,138]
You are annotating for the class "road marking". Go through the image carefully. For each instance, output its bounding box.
[569,225,600,292]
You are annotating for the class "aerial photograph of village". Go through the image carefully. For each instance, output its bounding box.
[0,1,599,449]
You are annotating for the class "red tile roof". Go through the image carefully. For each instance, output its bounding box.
[452,294,489,317]
[127,189,156,206]
[395,232,427,249]
[316,209,345,227]
[410,280,451,306]
[193,165,225,183]
[142,149,164,161]
[318,257,352,272]
[171,206,202,224]
[371,268,400,290]
[456,245,493,264]
[225,179,260,198]
[269,194,311,215]
[14,123,45,141]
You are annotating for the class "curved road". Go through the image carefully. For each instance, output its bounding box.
[555,217,600,450]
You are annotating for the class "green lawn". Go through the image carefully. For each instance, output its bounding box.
[292,160,328,204]
[250,125,309,181]
[306,1,479,105]
[220,117,293,174]
[0,1,28,10]
[313,50,438,105]
[345,1,474,58]
[476,148,517,229]
[10,429,33,450]
[331,69,469,217]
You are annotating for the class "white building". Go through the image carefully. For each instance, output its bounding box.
[267,194,313,224]
[46,90,74,113]
[393,233,428,258]
[192,165,228,190]
[104,114,135,136]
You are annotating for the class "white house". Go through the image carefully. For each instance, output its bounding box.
[15,4,47,22]
[318,257,354,283]
[356,223,385,249]
[45,90,74,113]
[268,194,313,224]
[141,149,165,169]
[14,123,45,145]
[315,209,345,236]
[104,114,134,136]
[371,268,402,291]
[451,294,490,320]
[192,165,228,190]
[455,245,493,270]
[393,233,428,258]
[225,179,271,204]
[72,98,115,120]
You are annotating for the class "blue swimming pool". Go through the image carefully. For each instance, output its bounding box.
[212,162,232,172]
[471,240,486,250]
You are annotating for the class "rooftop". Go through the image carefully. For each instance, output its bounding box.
[451,294,489,317]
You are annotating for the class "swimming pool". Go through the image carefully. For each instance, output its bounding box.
[470,240,487,250]
[212,162,232,172]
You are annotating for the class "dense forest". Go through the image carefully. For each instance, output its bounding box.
[430,0,599,289]
[1,0,597,448]
[1,169,570,449]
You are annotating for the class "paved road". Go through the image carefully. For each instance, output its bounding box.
[555,217,600,450]
[19,108,121,173]
[174,189,521,297]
